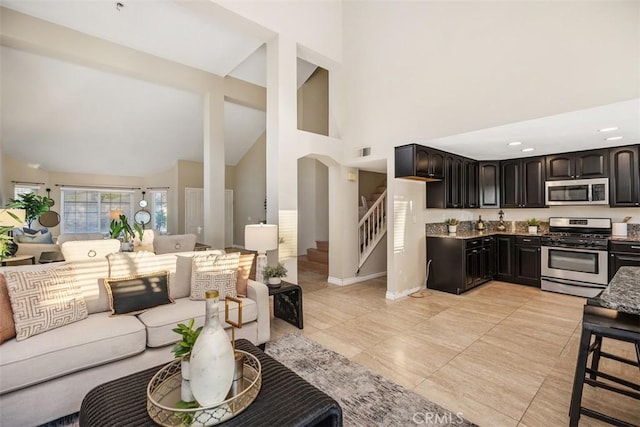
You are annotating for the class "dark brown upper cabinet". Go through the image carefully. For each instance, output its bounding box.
[479,162,500,208]
[395,144,445,181]
[465,159,479,208]
[426,154,478,209]
[609,145,640,207]
[545,149,608,181]
[500,157,546,208]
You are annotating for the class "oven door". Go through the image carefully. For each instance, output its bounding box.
[541,246,608,285]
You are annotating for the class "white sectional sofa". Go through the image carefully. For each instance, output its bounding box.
[0,250,270,427]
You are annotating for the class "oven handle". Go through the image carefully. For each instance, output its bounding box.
[540,245,606,255]
[541,277,608,289]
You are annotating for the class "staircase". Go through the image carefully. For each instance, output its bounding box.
[358,185,387,270]
[307,240,329,265]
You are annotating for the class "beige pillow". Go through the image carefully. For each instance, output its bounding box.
[0,274,16,344]
[5,266,88,341]
[236,253,256,297]
[190,252,240,300]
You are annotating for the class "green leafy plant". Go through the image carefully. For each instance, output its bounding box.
[527,218,541,227]
[173,400,199,426]
[0,210,22,260]
[171,318,202,360]
[7,193,51,229]
[264,263,288,279]
[110,214,144,242]
[444,218,460,226]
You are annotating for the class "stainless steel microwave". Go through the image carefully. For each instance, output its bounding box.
[545,178,609,206]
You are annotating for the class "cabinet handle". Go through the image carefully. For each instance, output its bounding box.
[631,246,640,250]
[523,239,531,242]
[538,248,541,252]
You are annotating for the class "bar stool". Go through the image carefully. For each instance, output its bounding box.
[569,303,640,426]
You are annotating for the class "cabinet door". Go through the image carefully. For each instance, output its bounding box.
[465,249,478,289]
[414,145,432,178]
[495,235,514,279]
[545,154,574,181]
[608,252,640,281]
[465,159,479,208]
[445,155,464,208]
[576,149,608,179]
[482,237,496,278]
[500,160,521,208]
[515,245,541,286]
[609,146,640,207]
[521,157,546,207]
[428,149,446,179]
[479,162,500,208]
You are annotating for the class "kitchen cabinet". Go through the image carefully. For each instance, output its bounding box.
[426,154,478,209]
[608,241,640,280]
[479,161,500,208]
[545,149,608,181]
[609,145,640,207]
[395,144,445,180]
[514,236,541,287]
[465,159,479,208]
[495,235,515,281]
[500,157,546,208]
[426,236,494,294]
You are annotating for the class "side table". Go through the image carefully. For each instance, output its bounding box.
[1,254,35,266]
[269,281,303,329]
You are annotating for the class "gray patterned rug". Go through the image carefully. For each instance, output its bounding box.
[42,334,475,427]
[265,333,476,427]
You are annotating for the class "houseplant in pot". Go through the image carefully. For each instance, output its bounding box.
[110,213,144,251]
[527,218,541,234]
[445,218,460,233]
[264,263,288,287]
[7,193,51,229]
[171,318,202,403]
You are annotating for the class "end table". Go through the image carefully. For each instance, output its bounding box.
[1,254,35,266]
[268,281,303,329]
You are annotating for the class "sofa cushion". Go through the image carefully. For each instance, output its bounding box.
[107,251,160,278]
[236,253,255,297]
[60,239,120,262]
[15,230,54,244]
[104,271,174,316]
[66,259,110,314]
[5,266,88,341]
[137,296,257,348]
[0,274,16,344]
[190,252,240,300]
[0,311,146,394]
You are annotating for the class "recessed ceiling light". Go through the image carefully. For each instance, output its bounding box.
[605,136,623,141]
[508,141,522,146]
[522,148,534,152]
[598,127,619,132]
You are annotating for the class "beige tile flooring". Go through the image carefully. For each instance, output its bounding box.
[270,264,640,427]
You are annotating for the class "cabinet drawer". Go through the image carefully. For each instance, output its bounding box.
[516,236,540,246]
[481,236,494,247]
[466,238,482,248]
[609,241,640,254]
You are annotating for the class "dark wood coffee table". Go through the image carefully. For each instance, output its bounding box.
[79,339,341,426]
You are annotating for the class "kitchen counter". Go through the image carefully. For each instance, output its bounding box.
[599,266,640,315]
[426,230,544,239]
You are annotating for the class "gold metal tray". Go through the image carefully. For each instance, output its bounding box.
[147,350,261,426]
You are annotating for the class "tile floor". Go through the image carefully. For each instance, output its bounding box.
[269,261,640,427]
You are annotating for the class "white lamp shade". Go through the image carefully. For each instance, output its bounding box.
[244,224,278,253]
[109,209,124,220]
[0,209,26,227]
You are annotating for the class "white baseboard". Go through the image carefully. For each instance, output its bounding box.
[327,271,386,286]
[385,285,425,300]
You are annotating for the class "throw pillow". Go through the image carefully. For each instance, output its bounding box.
[104,271,174,316]
[5,266,88,341]
[190,252,240,300]
[0,274,16,344]
[15,230,54,244]
[236,253,256,297]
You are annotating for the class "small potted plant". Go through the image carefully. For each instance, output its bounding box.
[263,263,288,286]
[171,318,202,403]
[445,218,460,233]
[110,214,144,251]
[527,218,541,234]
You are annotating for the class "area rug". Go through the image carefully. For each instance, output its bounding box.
[265,333,476,427]
[41,334,475,427]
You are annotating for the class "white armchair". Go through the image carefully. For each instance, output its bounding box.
[60,239,121,262]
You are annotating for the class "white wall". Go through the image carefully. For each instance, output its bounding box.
[298,157,329,255]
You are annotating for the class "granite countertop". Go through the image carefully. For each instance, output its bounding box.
[427,230,544,239]
[608,236,640,243]
[599,266,640,315]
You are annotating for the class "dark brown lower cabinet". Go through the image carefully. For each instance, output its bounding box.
[514,236,541,287]
[608,241,640,280]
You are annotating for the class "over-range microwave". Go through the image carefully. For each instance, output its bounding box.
[545,178,609,206]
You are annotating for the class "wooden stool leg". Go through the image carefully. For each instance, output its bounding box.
[570,326,593,427]
[589,335,603,380]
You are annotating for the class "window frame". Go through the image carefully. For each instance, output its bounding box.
[60,187,135,235]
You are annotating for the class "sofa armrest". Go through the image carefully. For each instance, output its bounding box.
[246,279,270,344]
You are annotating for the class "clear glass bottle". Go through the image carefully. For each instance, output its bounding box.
[189,290,235,407]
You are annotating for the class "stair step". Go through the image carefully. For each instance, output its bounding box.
[316,240,329,252]
[307,248,328,264]
[377,186,387,193]
[370,193,383,201]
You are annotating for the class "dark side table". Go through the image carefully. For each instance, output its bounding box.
[268,281,304,329]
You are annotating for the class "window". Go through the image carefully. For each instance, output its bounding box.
[14,184,40,198]
[150,190,168,233]
[60,188,133,234]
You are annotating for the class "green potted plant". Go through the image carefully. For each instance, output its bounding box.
[109,214,144,251]
[527,218,541,234]
[171,318,202,404]
[445,218,460,233]
[7,193,51,229]
[263,262,288,286]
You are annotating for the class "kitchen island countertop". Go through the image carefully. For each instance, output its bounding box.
[599,266,640,315]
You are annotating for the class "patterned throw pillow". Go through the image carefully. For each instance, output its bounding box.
[5,266,88,341]
[104,271,173,316]
[190,252,240,300]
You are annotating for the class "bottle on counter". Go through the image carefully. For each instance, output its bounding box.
[476,215,485,231]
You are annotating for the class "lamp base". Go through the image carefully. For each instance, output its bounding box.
[255,253,268,284]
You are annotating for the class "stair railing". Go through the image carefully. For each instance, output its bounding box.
[358,189,387,270]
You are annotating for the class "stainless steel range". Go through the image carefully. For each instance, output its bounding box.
[541,217,611,297]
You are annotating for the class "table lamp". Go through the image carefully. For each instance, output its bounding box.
[244,224,278,284]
